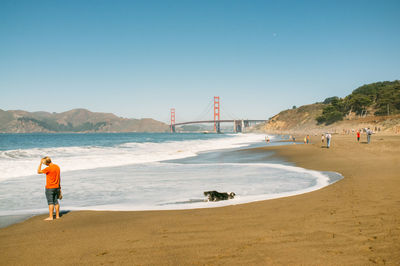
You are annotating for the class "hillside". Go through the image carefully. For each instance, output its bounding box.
[0,108,169,133]
[253,80,400,134]
[253,104,324,133]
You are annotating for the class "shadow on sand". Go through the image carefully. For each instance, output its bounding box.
[51,210,70,219]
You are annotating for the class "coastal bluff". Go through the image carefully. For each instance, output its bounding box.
[0,108,169,133]
[252,103,400,135]
[252,80,400,134]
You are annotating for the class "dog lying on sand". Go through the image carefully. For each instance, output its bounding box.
[204,191,236,201]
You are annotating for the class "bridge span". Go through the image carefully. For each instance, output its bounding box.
[171,119,267,133]
[170,96,266,133]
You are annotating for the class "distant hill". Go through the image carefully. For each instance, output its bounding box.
[0,108,169,133]
[253,80,400,134]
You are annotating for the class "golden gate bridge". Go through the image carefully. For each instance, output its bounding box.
[170,96,267,133]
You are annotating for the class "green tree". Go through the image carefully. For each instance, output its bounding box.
[316,80,400,124]
[345,94,372,115]
[316,104,344,125]
[323,96,339,104]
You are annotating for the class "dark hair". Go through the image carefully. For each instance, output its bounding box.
[42,157,52,164]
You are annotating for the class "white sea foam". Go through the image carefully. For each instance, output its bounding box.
[0,133,267,181]
[0,162,340,217]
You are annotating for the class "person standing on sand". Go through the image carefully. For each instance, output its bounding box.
[357,130,360,142]
[326,133,332,148]
[37,157,61,221]
[306,135,310,144]
[321,134,325,144]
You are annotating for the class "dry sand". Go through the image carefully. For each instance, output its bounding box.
[1,134,399,265]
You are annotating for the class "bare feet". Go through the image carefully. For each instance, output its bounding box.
[56,216,60,219]
[44,217,53,221]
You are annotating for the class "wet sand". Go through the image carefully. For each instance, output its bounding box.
[0,134,399,265]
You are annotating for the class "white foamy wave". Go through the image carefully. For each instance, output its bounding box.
[0,162,340,217]
[64,163,333,212]
[0,133,266,181]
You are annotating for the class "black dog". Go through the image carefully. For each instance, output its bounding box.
[204,191,236,202]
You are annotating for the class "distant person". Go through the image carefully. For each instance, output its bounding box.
[37,157,61,221]
[292,136,296,142]
[321,134,325,144]
[304,136,307,143]
[367,128,372,144]
[326,133,332,148]
[356,130,360,142]
[306,135,310,144]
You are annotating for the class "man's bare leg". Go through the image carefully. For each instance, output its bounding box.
[55,204,60,219]
[45,204,54,221]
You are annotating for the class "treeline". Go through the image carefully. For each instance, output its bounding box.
[317,80,400,125]
[17,117,107,132]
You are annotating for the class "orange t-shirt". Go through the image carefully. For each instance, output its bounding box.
[42,164,61,189]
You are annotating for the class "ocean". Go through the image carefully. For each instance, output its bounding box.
[0,132,342,227]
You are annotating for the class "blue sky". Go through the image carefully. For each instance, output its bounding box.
[1,0,399,123]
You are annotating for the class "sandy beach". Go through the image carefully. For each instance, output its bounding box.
[1,134,399,265]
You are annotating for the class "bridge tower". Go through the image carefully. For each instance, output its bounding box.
[170,108,176,133]
[234,120,243,133]
[214,96,221,133]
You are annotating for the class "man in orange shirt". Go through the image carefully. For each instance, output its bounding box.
[37,157,61,221]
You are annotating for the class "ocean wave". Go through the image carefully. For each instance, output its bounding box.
[0,161,341,216]
[0,133,267,181]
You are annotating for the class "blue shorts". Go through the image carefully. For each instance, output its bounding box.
[45,188,60,205]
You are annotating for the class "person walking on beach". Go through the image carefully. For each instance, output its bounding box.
[326,133,332,148]
[321,134,325,144]
[357,130,361,142]
[306,135,310,144]
[37,157,61,221]
[367,128,372,144]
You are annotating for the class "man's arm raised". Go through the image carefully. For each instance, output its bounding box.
[37,159,45,174]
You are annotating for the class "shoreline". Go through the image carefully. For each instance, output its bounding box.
[1,134,399,264]
[0,136,333,228]
[0,169,342,229]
